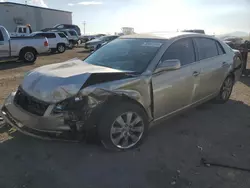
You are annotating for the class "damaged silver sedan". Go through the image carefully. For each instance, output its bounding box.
[1,32,242,150]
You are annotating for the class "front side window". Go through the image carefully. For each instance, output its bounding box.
[58,33,66,38]
[161,38,195,66]
[62,31,68,36]
[195,38,218,60]
[84,39,163,73]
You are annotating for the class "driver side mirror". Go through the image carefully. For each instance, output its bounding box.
[155,59,181,73]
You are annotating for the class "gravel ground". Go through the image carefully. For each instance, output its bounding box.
[0,48,250,188]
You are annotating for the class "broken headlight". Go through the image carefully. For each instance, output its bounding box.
[52,95,85,114]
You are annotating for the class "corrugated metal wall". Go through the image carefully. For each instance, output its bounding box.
[0,3,72,32]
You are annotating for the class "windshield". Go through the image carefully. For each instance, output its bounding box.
[84,38,163,73]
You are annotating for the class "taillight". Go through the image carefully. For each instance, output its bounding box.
[44,41,48,47]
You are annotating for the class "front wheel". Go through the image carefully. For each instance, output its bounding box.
[215,75,234,103]
[98,102,148,151]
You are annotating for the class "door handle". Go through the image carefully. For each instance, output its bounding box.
[193,71,200,77]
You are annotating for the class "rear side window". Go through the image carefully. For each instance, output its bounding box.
[33,33,44,37]
[195,38,218,60]
[44,33,56,38]
[58,33,66,38]
[161,38,196,66]
[216,41,225,55]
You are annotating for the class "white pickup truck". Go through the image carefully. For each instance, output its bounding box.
[9,25,32,37]
[0,25,49,63]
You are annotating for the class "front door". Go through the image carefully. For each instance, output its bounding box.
[0,30,9,58]
[152,38,199,120]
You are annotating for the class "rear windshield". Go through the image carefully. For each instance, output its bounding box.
[58,33,67,38]
[84,38,163,73]
[69,31,77,36]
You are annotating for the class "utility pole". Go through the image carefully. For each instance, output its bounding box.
[83,21,86,35]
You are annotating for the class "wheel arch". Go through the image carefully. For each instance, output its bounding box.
[57,43,66,47]
[84,94,151,131]
[19,47,38,56]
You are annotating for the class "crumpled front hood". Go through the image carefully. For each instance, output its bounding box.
[21,58,125,103]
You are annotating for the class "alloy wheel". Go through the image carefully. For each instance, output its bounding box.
[24,52,34,61]
[110,112,144,149]
[58,45,65,53]
[221,77,233,100]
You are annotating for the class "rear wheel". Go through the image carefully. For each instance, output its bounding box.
[21,49,37,63]
[215,75,234,103]
[98,102,148,151]
[57,44,66,53]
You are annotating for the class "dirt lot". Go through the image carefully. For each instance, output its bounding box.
[0,48,250,188]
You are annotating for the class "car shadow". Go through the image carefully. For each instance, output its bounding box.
[240,70,250,87]
[0,60,32,71]
[38,52,56,57]
[77,50,90,54]
[1,99,250,188]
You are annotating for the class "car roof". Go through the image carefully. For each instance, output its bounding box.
[120,32,207,40]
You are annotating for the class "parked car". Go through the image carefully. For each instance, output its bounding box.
[57,29,79,49]
[53,24,81,36]
[0,25,49,63]
[85,35,119,51]
[182,29,205,34]
[41,24,81,36]
[79,34,106,44]
[0,32,243,151]
[10,25,33,37]
[29,32,69,53]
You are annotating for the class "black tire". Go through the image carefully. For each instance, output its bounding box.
[21,49,37,63]
[57,44,66,53]
[98,102,149,151]
[214,75,234,103]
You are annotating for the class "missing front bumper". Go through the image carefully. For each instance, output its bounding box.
[0,106,83,142]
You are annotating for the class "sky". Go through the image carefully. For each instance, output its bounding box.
[1,0,250,35]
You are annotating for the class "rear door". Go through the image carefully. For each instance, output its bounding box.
[192,37,228,102]
[0,29,9,57]
[152,38,199,119]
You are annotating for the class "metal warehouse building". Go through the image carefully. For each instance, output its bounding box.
[0,2,72,32]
